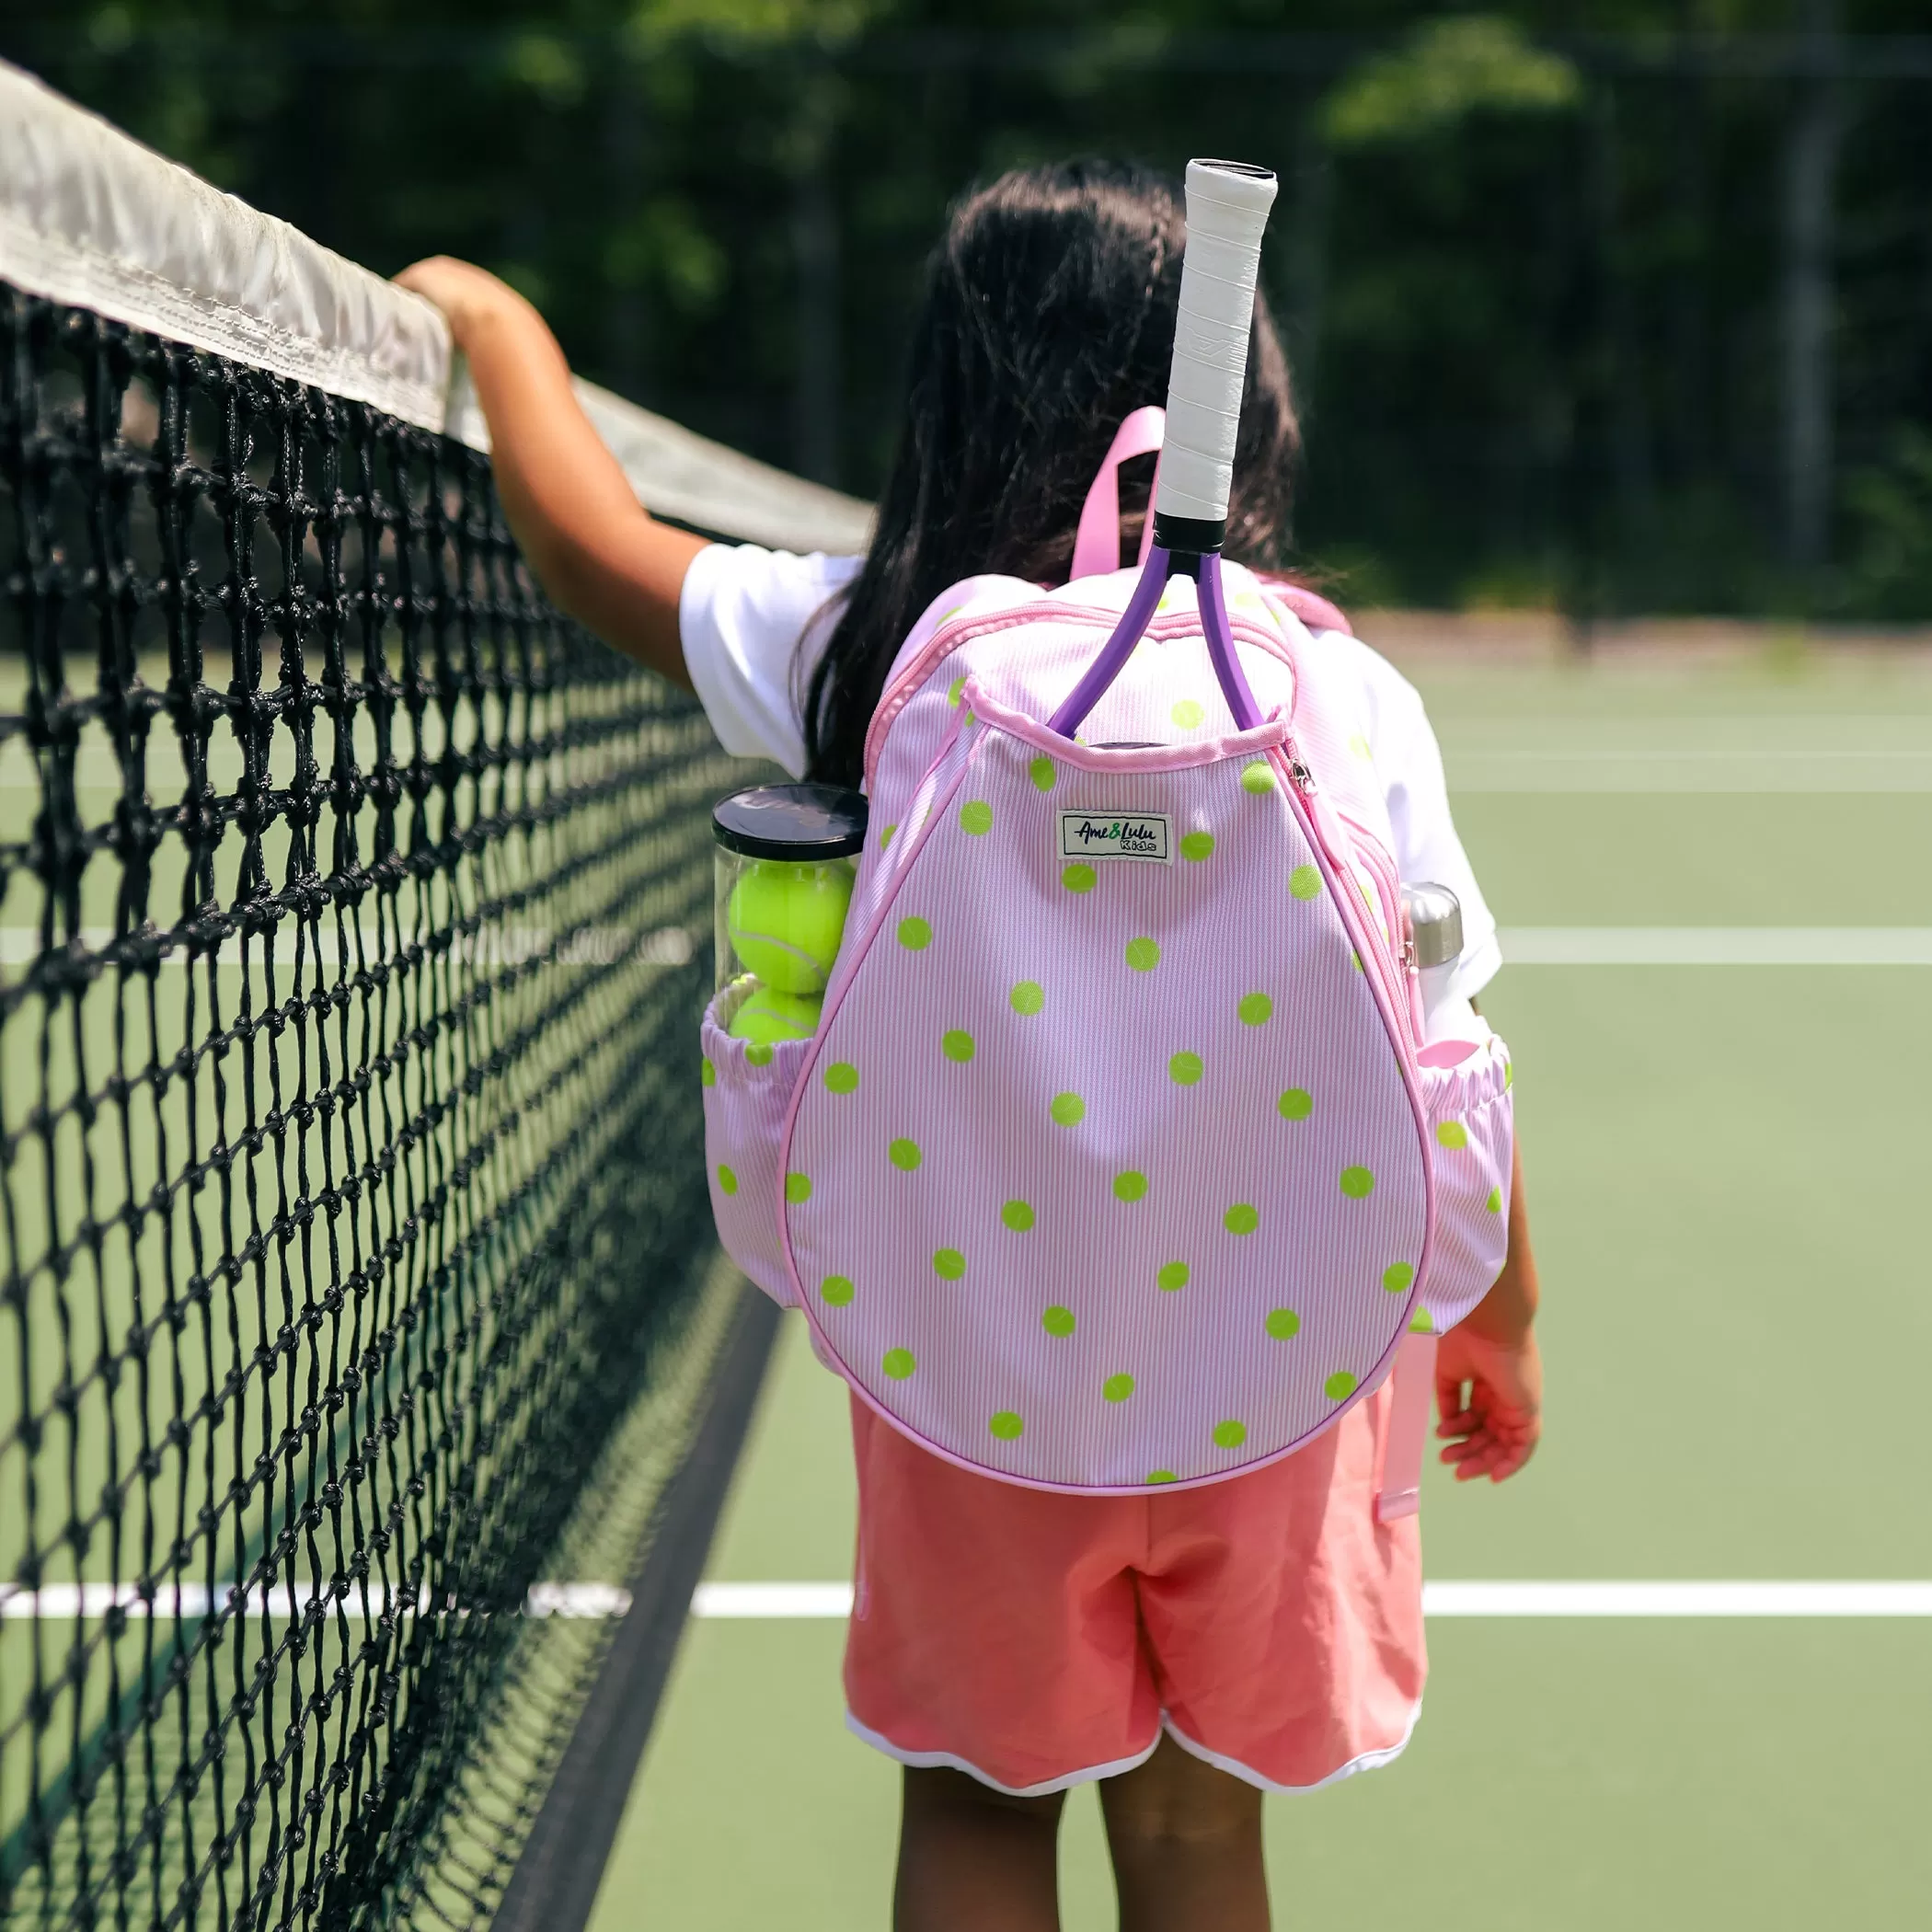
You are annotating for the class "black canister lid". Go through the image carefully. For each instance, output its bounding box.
[712,783,869,861]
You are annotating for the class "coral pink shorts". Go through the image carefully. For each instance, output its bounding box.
[843,1385,1425,1796]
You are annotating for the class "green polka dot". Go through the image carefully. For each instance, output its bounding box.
[823,1061,859,1093]
[1383,1262,1415,1294]
[1339,1165,1375,1200]
[1324,1371,1359,1402]
[1146,1469,1179,1485]
[1486,1186,1503,1214]
[1237,992,1272,1027]
[1409,1306,1435,1334]
[1179,831,1214,862]
[701,1058,715,1087]
[820,1274,855,1306]
[889,1138,922,1172]
[1029,755,1055,792]
[1112,1170,1147,1202]
[1505,1060,1513,1091]
[1009,980,1045,1016]
[1041,1305,1075,1337]
[1349,732,1374,762]
[1289,864,1322,901]
[1351,951,1363,972]
[1212,1419,1248,1449]
[947,676,966,706]
[1277,1087,1313,1121]
[1241,761,1274,795]
[1062,863,1097,893]
[882,1348,916,1380]
[1224,1202,1259,1236]
[1156,1261,1190,1293]
[941,1029,975,1064]
[988,1410,1024,1440]
[1102,1373,1135,1403]
[1050,1091,1086,1127]
[785,1171,811,1204]
[960,799,994,835]
[1001,1200,1035,1232]
[897,915,931,950]
[933,1248,965,1281]
[1171,698,1204,729]
[1125,936,1160,972]
[1435,1120,1469,1150]
[745,1041,774,1066]
[1168,1051,1203,1086]
[880,822,897,849]
[717,1164,737,1196]
[1264,1307,1300,1340]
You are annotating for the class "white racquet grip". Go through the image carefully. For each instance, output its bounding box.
[1155,159,1279,535]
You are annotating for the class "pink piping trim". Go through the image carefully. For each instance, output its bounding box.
[1267,742,1438,1392]
[961,677,1288,770]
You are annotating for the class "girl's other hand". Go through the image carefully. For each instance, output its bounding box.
[1433,1325,1541,1483]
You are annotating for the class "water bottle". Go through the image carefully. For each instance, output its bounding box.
[1402,881,1476,1045]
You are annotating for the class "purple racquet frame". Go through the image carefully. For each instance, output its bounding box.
[1046,546,1264,741]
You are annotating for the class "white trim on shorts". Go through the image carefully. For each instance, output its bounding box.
[844,1697,1422,1799]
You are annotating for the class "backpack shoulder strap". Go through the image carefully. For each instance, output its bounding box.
[1069,407,1166,581]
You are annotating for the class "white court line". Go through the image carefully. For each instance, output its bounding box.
[11,1580,1932,1621]
[1499,926,1932,965]
[690,1581,1932,1620]
[0,1581,632,1621]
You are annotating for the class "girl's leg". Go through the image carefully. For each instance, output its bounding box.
[894,1765,1066,1932]
[1099,1735,1268,1932]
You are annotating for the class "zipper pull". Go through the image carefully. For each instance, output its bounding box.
[1283,742,1317,794]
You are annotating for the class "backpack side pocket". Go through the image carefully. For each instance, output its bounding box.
[1416,1028,1515,1333]
[701,993,811,1308]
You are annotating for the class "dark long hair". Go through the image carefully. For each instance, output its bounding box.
[802,159,1301,785]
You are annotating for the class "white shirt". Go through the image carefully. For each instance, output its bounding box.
[680,542,1501,999]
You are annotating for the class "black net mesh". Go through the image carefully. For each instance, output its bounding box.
[0,287,732,1927]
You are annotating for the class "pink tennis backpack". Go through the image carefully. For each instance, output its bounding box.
[700,163,1513,1508]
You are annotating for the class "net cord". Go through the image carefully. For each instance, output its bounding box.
[0,58,873,556]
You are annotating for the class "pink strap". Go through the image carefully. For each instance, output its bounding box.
[1070,406,1166,581]
[1375,1329,1438,1524]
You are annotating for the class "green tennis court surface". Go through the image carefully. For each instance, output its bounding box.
[590,642,1932,1930]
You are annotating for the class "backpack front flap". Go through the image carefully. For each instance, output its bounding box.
[776,568,1438,1492]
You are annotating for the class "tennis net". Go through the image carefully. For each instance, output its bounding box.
[0,61,864,1931]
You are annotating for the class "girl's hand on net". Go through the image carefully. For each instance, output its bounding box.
[1434,1326,1541,1483]
[394,258,520,342]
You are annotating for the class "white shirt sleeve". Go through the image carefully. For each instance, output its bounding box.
[1321,631,1502,1002]
[678,542,865,777]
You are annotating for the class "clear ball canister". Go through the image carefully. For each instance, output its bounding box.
[711,783,868,1044]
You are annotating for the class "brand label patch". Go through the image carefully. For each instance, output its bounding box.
[1056,810,1172,864]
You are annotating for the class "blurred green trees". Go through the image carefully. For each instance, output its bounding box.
[7,0,1932,618]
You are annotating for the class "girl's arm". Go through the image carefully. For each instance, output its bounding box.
[1434,1136,1542,1482]
[394,257,707,688]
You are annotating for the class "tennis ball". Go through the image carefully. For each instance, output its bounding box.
[728,987,822,1045]
[726,860,852,995]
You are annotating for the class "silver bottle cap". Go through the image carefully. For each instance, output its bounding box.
[1402,882,1464,970]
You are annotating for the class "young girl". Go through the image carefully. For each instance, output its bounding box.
[400,159,1541,1932]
